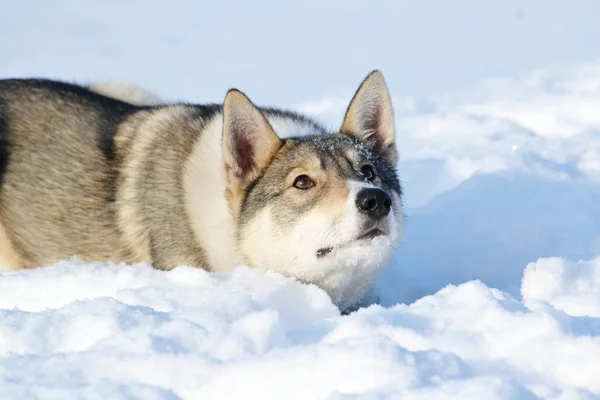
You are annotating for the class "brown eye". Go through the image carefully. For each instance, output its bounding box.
[293,175,315,190]
[361,165,376,181]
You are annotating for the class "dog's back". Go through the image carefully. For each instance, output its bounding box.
[0,79,140,268]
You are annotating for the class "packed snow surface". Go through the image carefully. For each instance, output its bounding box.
[1,257,600,399]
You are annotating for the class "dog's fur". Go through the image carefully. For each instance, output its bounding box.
[88,81,161,106]
[0,72,403,311]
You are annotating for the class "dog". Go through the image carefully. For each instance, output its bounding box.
[0,71,403,311]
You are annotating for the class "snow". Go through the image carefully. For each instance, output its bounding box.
[1,258,599,399]
[522,256,600,317]
[3,1,600,398]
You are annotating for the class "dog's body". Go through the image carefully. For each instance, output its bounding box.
[0,72,403,310]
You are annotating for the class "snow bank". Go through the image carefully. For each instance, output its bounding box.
[383,174,600,304]
[369,62,600,304]
[1,257,599,399]
[522,256,600,317]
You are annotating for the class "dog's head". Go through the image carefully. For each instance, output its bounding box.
[221,71,403,310]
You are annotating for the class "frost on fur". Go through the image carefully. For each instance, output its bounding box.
[340,71,398,166]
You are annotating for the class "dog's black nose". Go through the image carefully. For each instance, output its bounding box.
[355,188,392,219]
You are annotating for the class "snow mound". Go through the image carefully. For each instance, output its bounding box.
[382,174,600,304]
[1,257,600,399]
[522,256,600,317]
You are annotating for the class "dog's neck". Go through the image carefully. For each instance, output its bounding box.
[183,114,243,271]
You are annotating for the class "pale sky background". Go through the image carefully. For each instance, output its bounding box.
[2,0,600,106]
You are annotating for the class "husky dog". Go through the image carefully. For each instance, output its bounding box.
[0,71,403,311]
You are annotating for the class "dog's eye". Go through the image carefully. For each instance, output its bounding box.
[293,175,315,190]
[361,165,376,181]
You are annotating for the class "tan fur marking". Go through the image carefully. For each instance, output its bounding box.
[0,216,27,270]
[316,182,351,215]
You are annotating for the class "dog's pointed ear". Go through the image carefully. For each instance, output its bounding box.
[222,89,283,213]
[340,70,398,166]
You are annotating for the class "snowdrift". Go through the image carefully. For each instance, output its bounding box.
[1,257,599,399]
